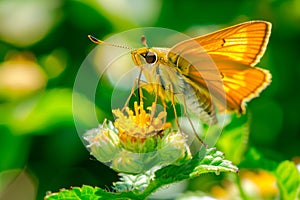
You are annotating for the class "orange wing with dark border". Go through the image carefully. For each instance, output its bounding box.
[169,21,272,113]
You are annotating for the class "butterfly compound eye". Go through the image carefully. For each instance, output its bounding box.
[145,52,157,64]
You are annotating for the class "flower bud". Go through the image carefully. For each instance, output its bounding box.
[111,150,157,174]
[84,120,121,163]
[157,131,191,166]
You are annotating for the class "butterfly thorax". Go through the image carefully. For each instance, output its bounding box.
[131,47,217,125]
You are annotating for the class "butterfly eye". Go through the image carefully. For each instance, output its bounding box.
[144,52,157,64]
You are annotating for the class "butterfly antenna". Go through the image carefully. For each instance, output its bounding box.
[88,35,134,50]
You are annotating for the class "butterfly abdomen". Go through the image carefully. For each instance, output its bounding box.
[178,81,217,125]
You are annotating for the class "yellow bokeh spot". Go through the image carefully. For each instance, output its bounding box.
[0,52,47,100]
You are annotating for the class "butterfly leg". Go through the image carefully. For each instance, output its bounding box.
[122,78,138,111]
[137,68,145,107]
[148,83,159,123]
[166,83,183,133]
[149,75,167,124]
[178,93,208,148]
[122,69,144,112]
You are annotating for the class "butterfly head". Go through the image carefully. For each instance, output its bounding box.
[131,47,158,67]
[88,35,160,68]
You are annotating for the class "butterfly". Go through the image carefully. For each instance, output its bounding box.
[89,21,272,126]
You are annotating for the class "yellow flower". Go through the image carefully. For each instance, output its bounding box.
[113,101,171,153]
[84,101,191,174]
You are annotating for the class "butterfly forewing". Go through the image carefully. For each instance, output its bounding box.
[191,21,271,66]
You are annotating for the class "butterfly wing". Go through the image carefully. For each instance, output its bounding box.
[168,21,271,113]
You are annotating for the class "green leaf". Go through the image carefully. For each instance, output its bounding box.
[45,185,106,200]
[190,148,239,177]
[155,147,238,184]
[275,161,300,200]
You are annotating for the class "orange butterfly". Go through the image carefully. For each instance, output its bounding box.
[89,21,272,125]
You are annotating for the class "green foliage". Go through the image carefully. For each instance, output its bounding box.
[45,148,238,200]
[240,147,278,172]
[216,114,249,164]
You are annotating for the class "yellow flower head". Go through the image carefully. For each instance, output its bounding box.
[112,101,171,152]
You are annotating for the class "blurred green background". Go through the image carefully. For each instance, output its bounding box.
[0,0,300,199]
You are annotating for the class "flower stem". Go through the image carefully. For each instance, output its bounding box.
[235,174,250,200]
